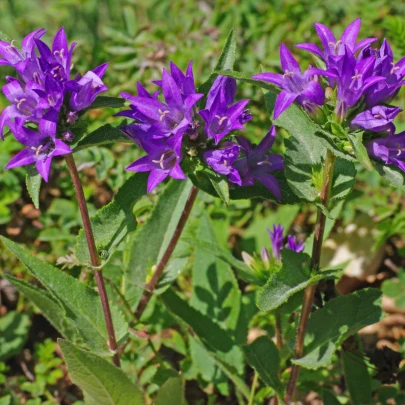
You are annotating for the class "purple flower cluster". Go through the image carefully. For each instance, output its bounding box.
[267,224,304,260]
[253,19,405,173]
[0,28,108,181]
[120,62,284,197]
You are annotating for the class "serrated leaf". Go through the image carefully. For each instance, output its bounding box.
[243,336,284,396]
[292,288,382,369]
[207,172,230,205]
[198,29,236,97]
[155,377,184,405]
[0,311,30,361]
[331,158,356,201]
[25,164,41,209]
[73,121,131,152]
[124,180,193,311]
[1,237,128,357]
[6,275,78,342]
[374,161,405,189]
[87,96,126,110]
[161,288,244,374]
[256,250,342,312]
[346,131,373,171]
[75,173,148,266]
[315,129,356,162]
[59,340,144,405]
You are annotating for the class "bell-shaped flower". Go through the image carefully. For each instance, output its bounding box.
[126,132,186,193]
[203,142,242,185]
[268,224,305,260]
[5,113,72,181]
[233,126,284,200]
[351,106,401,134]
[252,44,334,119]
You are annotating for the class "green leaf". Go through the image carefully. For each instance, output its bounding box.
[243,336,284,396]
[265,92,356,203]
[73,121,130,152]
[0,395,11,405]
[207,172,230,205]
[59,340,144,405]
[190,213,241,332]
[87,96,126,110]
[1,237,128,357]
[75,173,148,266]
[322,389,342,405]
[6,276,77,342]
[26,164,41,209]
[346,131,373,171]
[375,162,405,189]
[256,250,342,312]
[0,311,30,361]
[124,180,193,311]
[293,288,383,369]
[198,29,236,96]
[155,377,184,405]
[381,270,405,309]
[183,238,262,285]
[161,288,244,374]
[215,70,280,93]
[342,342,373,405]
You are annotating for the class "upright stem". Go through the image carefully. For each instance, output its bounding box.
[285,150,336,403]
[65,154,121,367]
[135,185,199,319]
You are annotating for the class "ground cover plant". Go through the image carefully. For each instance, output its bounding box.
[1,1,405,404]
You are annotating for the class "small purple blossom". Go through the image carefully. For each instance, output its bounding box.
[203,142,242,185]
[367,132,405,172]
[234,126,284,200]
[351,106,401,134]
[252,43,334,119]
[286,235,305,253]
[268,224,305,260]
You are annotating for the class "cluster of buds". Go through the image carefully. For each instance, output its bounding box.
[0,28,108,180]
[119,62,284,197]
[254,19,405,173]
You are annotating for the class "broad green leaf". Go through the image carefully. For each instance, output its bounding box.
[0,311,30,361]
[124,180,193,311]
[190,213,241,332]
[256,250,342,312]
[0,395,11,405]
[315,128,356,162]
[6,275,77,342]
[342,342,372,405]
[293,288,382,369]
[1,237,128,357]
[183,238,262,285]
[375,162,405,190]
[346,131,373,171]
[215,70,279,93]
[243,336,284,396]
[198,29,236,96]
[208,172,230,205]
[155,377,184,405]
[73,121,130,152]
[59,340,144,405]
[75,173,148,266]
[322,389,342,405]
[25,164,41,209]
[161,288,244,374]
[88,96,126,110]
[265,92,356,203]
[382,270,405,308]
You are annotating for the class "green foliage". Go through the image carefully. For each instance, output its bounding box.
[382,269,405,309]
[155,377,184,405]
[256,250,342,312]
[293,289,383,369]
[0,311,30,361]
[59,340,145,405]
[1,236,128,357]
[87,96,126,110]
[75,172,148,266]
[25,164,42,209]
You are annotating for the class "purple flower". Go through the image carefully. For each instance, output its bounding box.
[351,106,401,134]
[203,142,242,185]
[367,132,405,172]
[234,126,284,200]
[268,224,305,260]
[5,114,72,181]
[0,29,46,67]
[198,76,250,143]
[252,44,334,119]
[296,19,376,63]
[126,133,186,193]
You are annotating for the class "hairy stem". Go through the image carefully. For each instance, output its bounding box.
[65,154,121,367]
[248,372,259,405]
[135,185,199,319]
[285,150,336,403]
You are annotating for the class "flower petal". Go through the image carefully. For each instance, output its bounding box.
[147,170,169,193]
[340,19,361,49]
[295,43,324,58]
[280,43,300,73]
[273,90,297,119]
